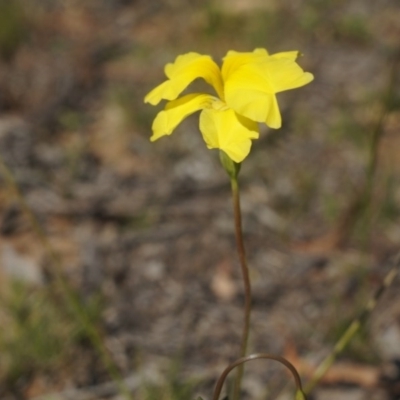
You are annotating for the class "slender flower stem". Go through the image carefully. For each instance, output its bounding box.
[230,176,252,400]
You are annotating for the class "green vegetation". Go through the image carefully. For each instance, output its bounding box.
[0,279,103,390]
[0,0,28,60]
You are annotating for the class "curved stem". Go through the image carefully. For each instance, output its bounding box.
[213,353,306,400]
[230,177,252,400]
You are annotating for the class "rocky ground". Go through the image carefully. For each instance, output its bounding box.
[0,1,400,399]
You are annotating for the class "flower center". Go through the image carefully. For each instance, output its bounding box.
[210,98,229,111]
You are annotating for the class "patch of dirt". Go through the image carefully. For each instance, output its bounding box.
[0,1,400,399]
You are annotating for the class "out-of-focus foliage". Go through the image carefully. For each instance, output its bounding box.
[0,0,28,60]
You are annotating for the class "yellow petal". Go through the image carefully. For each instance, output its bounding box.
[150,93,213,141]
[222,48,268,82]
[224,62,276,123]
[145,80,183,106]
[199,108,259,163]
[144,53,224,105]
[265,94,281,129]
[224,52,312,124]
[270,51,299,60]
[224,84,281,127]
[263,56,314,92]
[224,59,275,122]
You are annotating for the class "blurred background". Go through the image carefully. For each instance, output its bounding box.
[0,0,400,399]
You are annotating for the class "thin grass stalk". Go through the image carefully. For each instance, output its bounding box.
[356,58,398,238]
[304,58,399,394]
[304,252,400,394]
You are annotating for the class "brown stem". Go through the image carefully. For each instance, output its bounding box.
[230,177,252,400]
[213,353,306,400]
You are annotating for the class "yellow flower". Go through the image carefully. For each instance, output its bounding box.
[144,48,313,163]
